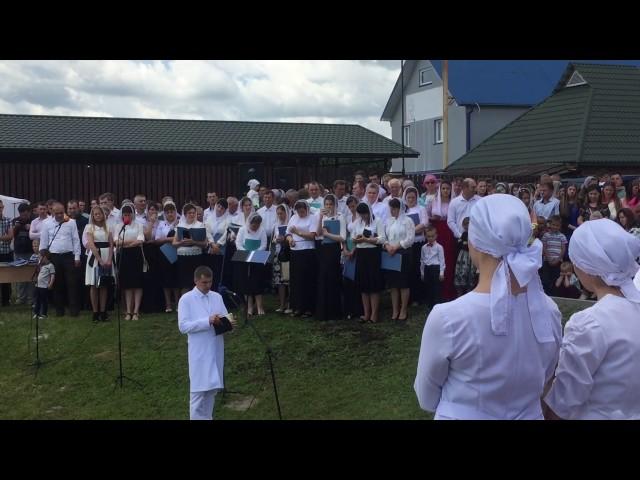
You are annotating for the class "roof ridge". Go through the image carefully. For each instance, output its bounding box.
[0,113,361,128]
[574,85,595,164]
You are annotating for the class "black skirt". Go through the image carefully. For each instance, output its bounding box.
[177,254,206,289]
[290,248,317,313]
[233,260,266,296]
[157,244,180,289]
[384,247,413,289]
[204,253,224,292]
[355,246,384,293]
[315,242,342,321]
[117,246,144,289]
[141,243,164,313]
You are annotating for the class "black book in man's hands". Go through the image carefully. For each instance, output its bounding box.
[213,315,234,335]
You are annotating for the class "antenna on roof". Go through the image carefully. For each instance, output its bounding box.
[401,59,406,176]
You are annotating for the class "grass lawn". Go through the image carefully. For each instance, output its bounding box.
[0,296,585,420]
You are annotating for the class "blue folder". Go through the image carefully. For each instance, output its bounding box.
[160,243,178,264]
[244,238,261,251]
[177,227,206,242]
[277,225,287,237]
[212,232,226,255]
[408,213,420,226]
[381,250,402,272]
[343,257,356,280]
[322,219,340,244]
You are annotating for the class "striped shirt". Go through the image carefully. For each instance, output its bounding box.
[0,215,12,254]
[542,231,567,263]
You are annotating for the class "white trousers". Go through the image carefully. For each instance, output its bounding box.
[190,390,219,420]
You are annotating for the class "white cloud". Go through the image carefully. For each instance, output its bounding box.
[0,60,396,138]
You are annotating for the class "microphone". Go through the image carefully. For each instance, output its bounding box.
[119,216,132,235]
[218,285,242,305]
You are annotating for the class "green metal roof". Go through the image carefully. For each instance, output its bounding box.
[0,114,419,158]
[447,63,640,175]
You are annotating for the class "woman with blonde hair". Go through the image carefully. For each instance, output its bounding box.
[85,205,114,322]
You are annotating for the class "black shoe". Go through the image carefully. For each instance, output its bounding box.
[100,312,109,321]
[92,312,100,323]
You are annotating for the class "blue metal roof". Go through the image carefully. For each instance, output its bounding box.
[430,60,640,106]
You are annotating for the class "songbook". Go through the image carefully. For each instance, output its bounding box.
[212,232,226,255]
[277,225,287,237]
[160,243,178,264]
[177,227,206,242]
[381,250,402,272]
[322,219,340,244]
[243,238,261,251]
[408,213,420,226]
[343,257,356,280]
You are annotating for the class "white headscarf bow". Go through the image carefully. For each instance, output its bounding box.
[569,219,640,303]
[469,194,554,341]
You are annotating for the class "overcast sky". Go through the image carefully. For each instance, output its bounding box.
[0,60,400,138]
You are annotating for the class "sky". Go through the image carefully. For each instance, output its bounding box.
[0,60,400,138]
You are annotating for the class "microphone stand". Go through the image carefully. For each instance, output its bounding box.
[221,285,282,419]
[114,223,143,390]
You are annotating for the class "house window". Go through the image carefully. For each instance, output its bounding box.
[419,69,433,87]
[403,125,411,147]
[434,119,443,144]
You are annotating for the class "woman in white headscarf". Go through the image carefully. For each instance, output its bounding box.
[235,212,268,315]
[315,194,346,321]
[348,202,386,323]
[383,197,415,321]
[427,180,457,301]
[286,200,318,318]
[204,198,230,292]
[403,186,428,306]
[543,219,640,420]
[271,204,292,313]
[173,203,210,296]
[414,194,562,419]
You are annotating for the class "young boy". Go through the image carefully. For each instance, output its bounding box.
[420,226,445,310]
[33,249,55,319]
[541,215,568,295]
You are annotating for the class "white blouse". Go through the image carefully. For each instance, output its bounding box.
[545,294,640,419]
[154,219,179,240]
[384,215,415,249]
[347,218,386,249]
[415,291,562,420]
[113,221,144,244]
[286,213,318,251]
[206,213,229,246]
[316,213,347,242]
[235,226,268,251]
[405,205,429,243]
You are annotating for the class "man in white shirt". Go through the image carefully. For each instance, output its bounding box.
[29,201,51,242]
[257,189,277,240]
[306,181,325,215]
[227,197,239,217]
[133,194,148,226]
[178,266,236,420]
[203,191,219,224]
[333,180,349,217]
[351,180,366,203]
[369,172,387,201]
[533,182,560,219]
[365,183,388,223]
[382,178,403,218]
[99,192,121,231]
[447,178,480,239]
[39,202,82,317]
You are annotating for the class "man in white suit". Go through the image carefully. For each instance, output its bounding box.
[178,265,236,420]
